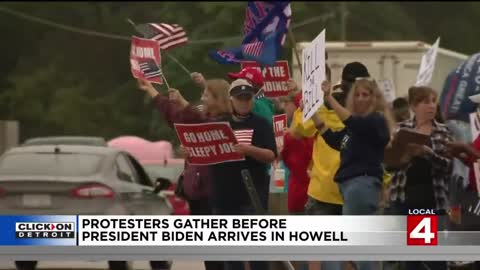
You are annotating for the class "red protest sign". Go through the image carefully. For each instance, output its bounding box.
[273,114,287,149]
[130,36,163,84]
[241,61,291,98]
[174,122,245,165]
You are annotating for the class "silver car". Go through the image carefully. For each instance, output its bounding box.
[0,145,172,270]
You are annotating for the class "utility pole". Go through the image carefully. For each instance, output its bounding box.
[340,2,348,41]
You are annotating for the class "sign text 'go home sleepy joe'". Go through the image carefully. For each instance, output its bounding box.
[174,122,244,165]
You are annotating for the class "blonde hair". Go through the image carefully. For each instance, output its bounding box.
[205,79,232,115]
[346,78,396,136]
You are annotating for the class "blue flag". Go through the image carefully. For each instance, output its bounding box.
[210,1,291,66]
[440,53,480,122]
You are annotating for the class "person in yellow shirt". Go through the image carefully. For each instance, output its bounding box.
[290,103,344,213]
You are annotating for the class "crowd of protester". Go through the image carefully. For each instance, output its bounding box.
[135,54,480,270]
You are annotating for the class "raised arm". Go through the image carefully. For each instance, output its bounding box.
[137,79,203,127]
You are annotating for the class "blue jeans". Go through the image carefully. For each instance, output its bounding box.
[339,175,381,215]
[339,175,382,270]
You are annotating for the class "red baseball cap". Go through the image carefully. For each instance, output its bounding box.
[228,67,264,88]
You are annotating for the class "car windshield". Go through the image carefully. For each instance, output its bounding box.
[143,164,184,184]
[0,153,104,176]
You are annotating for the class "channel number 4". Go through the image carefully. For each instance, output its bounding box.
[406,216,438,246]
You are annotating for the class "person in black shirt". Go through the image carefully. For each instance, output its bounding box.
[312,78,395,270]
[212,79,277,270]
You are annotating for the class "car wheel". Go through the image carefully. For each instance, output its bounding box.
[15,261,37,270]
[108,261,132,270]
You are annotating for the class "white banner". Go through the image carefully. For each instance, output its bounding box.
[302,29,326,122]
[415,37,440,86]
[78,215,410,246]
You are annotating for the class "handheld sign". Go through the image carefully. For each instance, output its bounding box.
[174,122,244,165]
[415,37,440,87]
[302,29,326,122]
[378,79,396,103]
[130,36,163,84]
[273,114,288,149]
[241,61,291,98]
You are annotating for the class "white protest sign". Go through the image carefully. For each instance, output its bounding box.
[302,29,326,122]
[378,79,396,103]
[415,37,440,86]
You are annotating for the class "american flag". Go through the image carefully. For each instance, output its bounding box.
[135,23,188,50]
[242,41,264,57]
[139,59,162,79]
[234,129,254,145]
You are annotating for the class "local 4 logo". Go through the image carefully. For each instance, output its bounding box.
[407,215,438,245]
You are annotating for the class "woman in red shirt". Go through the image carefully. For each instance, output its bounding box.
[280,92,314,214]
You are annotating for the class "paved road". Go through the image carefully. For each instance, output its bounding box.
[0,261,204,270]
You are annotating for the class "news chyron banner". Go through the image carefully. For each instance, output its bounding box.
[1,211,479,247]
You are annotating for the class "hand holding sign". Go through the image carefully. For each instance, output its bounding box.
[233,144,251,155]
[168,88,189,108]
[191,72,207,89]
[287,79,298,92]
[138,78,153,91]
[321,80,332,96]
[137,79,159,98]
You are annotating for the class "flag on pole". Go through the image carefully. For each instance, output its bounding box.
[134,23,188,50]
[209,1,291,66]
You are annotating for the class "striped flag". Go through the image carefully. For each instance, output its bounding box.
[234,129,254,145]
[139,59,162,79]
[135,23,188,50]
[242,41,264,57]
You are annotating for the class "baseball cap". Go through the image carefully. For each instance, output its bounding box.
[229,79,256,97]
[342,62,370,83]
[228,67,264,88]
